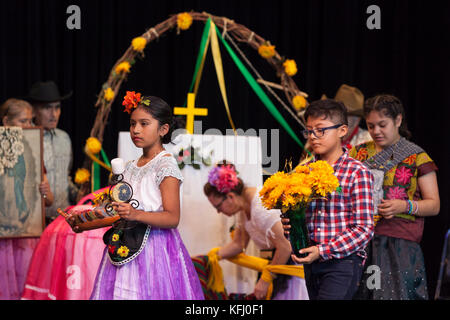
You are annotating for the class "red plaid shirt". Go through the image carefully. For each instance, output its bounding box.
[307,150,374,261]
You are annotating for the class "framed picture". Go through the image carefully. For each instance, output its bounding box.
[0,127,44,238]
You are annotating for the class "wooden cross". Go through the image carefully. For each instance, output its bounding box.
[173,93,208,134]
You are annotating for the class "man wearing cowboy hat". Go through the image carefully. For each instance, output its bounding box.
[26,81,78,225]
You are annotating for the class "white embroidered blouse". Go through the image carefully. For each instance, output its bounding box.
[122,151,183,213]
[243,193,282,250]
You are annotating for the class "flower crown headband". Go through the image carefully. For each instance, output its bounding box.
[122,91,151,114]
[208,164,239,194]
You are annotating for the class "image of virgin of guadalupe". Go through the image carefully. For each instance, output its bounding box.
[0,128,39,237]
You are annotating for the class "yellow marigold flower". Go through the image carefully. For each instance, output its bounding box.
[93,190,108,205]
[115,61,131,74]
[260,160,339,211]
[117,246,129,258]
[74,168,90,185]
[282,194,297,208]
[260,171,292,209]
[308,161,339,196]
[104,87,115,102]
[131,37,147,52]
[294,165,310,174]
[289,173,312,197]
[112,234,120,242]
[258,43,276,59]
[283,59,298,76]
[292,95,307,110]
[177,12,193,30]
[86,137,102,154]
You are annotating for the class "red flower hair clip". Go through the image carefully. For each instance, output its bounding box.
[122,91,150,114]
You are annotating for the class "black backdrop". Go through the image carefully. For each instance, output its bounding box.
[1,0,449,298]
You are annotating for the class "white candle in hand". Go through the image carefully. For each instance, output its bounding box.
[111,158,125,175]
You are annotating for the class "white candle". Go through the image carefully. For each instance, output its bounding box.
[111,158,125,175]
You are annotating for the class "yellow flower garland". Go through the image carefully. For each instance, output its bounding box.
[115,61,131,74]
[74,168,90,185]
[131,37,147,52]
[283,59,298,76]
[258,43,276,59]
[104,87,115,102]
[292,95,307,110]
[86,137,102,154]
[177,12,193,30]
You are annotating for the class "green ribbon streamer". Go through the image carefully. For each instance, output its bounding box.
[184,17,212,106]
[93,160,100,192]
[184,18,305,150]
[92,149,110,192]
[100,148,111,167]
[92,148,111,191]
[214,25,305,149]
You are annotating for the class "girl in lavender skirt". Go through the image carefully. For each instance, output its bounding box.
[72,92,203,300]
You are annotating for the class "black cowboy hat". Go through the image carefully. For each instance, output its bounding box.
[26,81,72,103]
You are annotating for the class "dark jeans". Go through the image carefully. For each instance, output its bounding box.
[304,253,364,300]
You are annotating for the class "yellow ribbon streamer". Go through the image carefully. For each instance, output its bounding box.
[205,249,304,300]
[84,146,112,172]
[209,19,237,134]
[206,247,225,292]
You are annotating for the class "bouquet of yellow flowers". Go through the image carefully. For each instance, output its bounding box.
[259,160,339,257]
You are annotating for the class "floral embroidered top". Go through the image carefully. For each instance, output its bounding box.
[350,140,438,243]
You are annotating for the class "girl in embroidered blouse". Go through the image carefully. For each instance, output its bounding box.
[87,92,203,300]
[350,94,440,300]
[203,162,309,300]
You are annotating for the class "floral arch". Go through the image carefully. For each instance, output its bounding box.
[77,11,309,198]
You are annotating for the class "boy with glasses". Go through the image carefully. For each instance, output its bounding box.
[284,99,374,299]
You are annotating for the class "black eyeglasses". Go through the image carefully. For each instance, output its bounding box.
[213,196,227,212]
[301,124,343,139]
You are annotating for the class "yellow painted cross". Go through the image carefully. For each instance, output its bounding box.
[173,93,208,134]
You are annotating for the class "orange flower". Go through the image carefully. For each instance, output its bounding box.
[292,95,307,110]
[177,12,193,30]
[355,148,368,161]
[74,168,90,185]
[122,91,142,114]
[403,154,417,166]
[283,59,298,76]
[258,43,276,59]
[115,61,131,74]
[131,37,147,52]
[104,87,115,101]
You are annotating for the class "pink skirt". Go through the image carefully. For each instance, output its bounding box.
[0,237,40,299]
[21,214,108,300]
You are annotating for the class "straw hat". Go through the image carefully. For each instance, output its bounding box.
[321,84,364,117]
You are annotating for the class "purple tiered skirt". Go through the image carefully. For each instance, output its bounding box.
[90,227,204,300]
